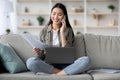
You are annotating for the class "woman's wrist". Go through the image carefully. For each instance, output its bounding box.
[60,31,67,47]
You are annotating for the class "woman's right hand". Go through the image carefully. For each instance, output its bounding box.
[33,47,42,57]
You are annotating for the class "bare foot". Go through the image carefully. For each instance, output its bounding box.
[53,68,61,74]
[56,70,67,75]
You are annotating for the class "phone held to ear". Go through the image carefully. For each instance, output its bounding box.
[64,15,66,21]
[61,16,66,23]
[60,16,66,27]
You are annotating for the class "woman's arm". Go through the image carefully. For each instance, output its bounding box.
[60,18,67,47]
[60,18,75,47]
[60,31,67,47]
[60,27,75,47]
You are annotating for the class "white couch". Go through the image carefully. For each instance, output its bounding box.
[0,33,120,80]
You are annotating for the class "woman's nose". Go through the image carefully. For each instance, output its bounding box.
[54,15,58,19]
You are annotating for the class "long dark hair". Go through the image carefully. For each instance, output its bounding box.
[47,3,72,28]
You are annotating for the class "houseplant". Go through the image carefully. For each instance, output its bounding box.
[76,31,81,35]
[37,16,44,25]
[108,4,115,12]
[6,29,11,34]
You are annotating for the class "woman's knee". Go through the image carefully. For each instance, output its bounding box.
[26,57,40,71]
[75,56,91,69]
[63,56,91,75]
[76,56,90,63]
[26,57,54,73]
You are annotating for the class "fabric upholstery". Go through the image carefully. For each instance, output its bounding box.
[84,34,120,69]
[0,43,27,73]
[0,58,8,73]
[0,72,92,80]
[91,72,120,80]
[1,33,120,80]
[0,34,35,62]
[74,34,86,59]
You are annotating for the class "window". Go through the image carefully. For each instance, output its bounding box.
[0,0,17,35]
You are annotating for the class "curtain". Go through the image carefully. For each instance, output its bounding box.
[0,0,17,35]
[0,0,6,35]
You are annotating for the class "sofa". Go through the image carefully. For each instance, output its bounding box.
[0,33,120,80]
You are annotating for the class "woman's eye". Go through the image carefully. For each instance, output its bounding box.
[51,12,63,17]
[58,14,62,16]
[52,13,55,15]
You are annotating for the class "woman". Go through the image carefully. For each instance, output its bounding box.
[26,3,90,75]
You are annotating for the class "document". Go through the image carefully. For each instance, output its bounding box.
[21,33,48,50]
[88,69,120,73]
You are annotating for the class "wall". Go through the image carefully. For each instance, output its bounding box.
[17,0,119,37]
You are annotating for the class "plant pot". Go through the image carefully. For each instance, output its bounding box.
[6,29,11,34]
[39,22,43,25]
[108,9,113,13]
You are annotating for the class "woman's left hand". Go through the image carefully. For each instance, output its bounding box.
[60,18,67,47]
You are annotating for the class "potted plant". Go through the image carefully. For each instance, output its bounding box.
[6,29,11,34]
[37,16,44,25]
[23,31,28,34]
[76,31,81,35]
[108,4,115,12]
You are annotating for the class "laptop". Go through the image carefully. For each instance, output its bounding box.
[44,47,76,64]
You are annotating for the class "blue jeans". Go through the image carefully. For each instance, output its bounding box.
[26,56,91,75]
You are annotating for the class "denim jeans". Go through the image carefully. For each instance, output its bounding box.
[26,56,91,75]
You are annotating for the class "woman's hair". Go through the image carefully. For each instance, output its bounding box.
[47,3,72,28]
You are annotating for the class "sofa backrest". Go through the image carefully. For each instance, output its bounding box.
[3,33,120,70]
[0,34,35,62]
[84,34,120,69]
[74,34,86,59]
[0,34,86,63]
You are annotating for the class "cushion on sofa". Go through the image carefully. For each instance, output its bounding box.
[84,34,120,69]
[91,72,120,80]
[74,34,86,59]
[0,58,8,73]
[0,72,92,80]
[0,34,35,62]
[0,43,27,73]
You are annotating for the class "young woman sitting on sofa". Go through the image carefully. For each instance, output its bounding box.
[26,3,91,75]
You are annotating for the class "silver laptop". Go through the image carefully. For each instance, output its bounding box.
[44,47,76,64]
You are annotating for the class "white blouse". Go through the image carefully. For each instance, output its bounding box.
[52,30,60,47]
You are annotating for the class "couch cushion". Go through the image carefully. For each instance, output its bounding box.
[0,34,35,62]
[74,34,86,59]
[0,72,92,80]
[91,72,120,80]
[0,43,27,73]
[84,33,120,69]
[0,58,8,73]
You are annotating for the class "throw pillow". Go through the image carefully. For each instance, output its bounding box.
[0,58,8,73]
[0,43,27,73]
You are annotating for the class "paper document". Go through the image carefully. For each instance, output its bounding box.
[88,69,120,73]
[21,33,48,50]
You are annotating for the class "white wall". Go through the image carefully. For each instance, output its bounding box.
[16,0,119,37]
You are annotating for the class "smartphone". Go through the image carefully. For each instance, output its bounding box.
[63,15,66,21]
[61,16,66,23]
[60,15,66,27]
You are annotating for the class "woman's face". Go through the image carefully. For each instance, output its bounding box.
[51,7,64,25]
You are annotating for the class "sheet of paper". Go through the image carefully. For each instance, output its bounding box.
[21,33,48,50]
[88,69,120,73]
